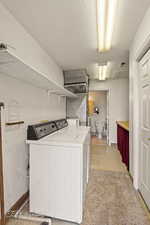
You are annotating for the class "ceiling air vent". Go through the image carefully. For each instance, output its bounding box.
[63,69,89,94]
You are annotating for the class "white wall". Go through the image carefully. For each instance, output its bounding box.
[0,2,63,86]
[0,2,66,212]
[66,94,87,125]
[89,78,129,144]
[1,73,66,213]
[129,4,150,188]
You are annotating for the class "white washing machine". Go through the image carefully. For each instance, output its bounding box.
[27,119,90,224]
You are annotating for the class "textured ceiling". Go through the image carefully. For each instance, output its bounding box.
[1,0,150,79]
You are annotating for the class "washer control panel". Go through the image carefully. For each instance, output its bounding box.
[35,122,57,139]
[55,119,68,130]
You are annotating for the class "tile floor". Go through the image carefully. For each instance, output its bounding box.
[91,136,107,145]
[91,143,127,172]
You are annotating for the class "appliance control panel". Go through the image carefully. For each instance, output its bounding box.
[55,119,68,130]
[27,119,68,140]
[35,122,57,139]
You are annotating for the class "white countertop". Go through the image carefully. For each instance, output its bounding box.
[26,126,90,147]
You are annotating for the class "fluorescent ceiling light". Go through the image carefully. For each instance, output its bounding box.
[99,64,107,80]
[97,0,117,52]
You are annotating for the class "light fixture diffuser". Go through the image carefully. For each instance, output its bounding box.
[97,0,117,52]
[98,65,107,80]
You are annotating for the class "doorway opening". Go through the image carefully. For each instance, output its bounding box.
[88,90,109,145]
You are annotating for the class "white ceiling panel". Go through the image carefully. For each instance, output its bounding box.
[1,0,150,78]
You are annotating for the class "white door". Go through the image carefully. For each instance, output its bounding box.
[139,51,150,208]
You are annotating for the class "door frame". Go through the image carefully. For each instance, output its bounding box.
[88,89,110,145]
[131,35,150,189]
[138,55,150,208]
[0,103,5,225]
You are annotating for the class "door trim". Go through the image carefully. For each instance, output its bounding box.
[135,33,150,62]
[88,89,110,145]
[130,33,150,189]
[0,103,5,225]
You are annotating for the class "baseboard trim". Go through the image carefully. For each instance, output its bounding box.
[5,191,29,221]
[137,190,150,219]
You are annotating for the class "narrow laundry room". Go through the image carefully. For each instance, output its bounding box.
[0,1,150,225]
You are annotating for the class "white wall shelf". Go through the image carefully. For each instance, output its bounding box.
[0,46,77,98]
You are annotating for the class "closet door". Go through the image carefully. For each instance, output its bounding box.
[0,103,4,225]
[139,52,150,209]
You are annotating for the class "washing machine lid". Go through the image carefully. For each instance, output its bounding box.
[33,126,90,146]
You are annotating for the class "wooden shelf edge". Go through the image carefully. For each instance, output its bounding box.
[6,121,24,126]
[116,121,129,132]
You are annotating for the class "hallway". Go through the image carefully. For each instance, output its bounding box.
[6,141,150,225]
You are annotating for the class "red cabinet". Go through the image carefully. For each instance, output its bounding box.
[117,123,129,170]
